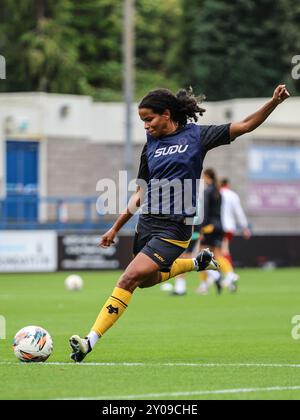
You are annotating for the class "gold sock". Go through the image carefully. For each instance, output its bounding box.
[91,287,132,337]
[217,256,233,275]
[160,259,195,282]
[200,271,208,281]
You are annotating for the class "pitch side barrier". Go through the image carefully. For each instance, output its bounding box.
[0,196,112,231]
[57,233,300,270]
[0,229,299,274]
[81,233,300,269]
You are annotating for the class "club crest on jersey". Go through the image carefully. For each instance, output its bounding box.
[154,144,188,158]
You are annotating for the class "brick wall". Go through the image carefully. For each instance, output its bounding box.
[46,135,300,233]
[46,137,144,221]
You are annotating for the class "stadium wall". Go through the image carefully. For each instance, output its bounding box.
[0,93,300,234]
[0,230,299,271]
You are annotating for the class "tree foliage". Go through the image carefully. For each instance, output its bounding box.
[0,0,298,100]
[0,0,84,93]
[181,0,300,99]
[279,0,300,95]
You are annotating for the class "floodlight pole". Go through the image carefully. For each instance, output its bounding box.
[123,0,135,185]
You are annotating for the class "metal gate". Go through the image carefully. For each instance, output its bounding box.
[5,141,39,221]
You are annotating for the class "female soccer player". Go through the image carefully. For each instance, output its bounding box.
[69,84,290,362]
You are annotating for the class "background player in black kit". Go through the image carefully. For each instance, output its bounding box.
[197,168,225,295]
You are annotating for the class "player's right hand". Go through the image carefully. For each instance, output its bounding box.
[272,84,290,103]
[99,228,116,248]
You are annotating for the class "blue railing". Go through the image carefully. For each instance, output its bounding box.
[0,196,137,231]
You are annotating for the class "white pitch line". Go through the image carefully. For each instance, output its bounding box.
[58,385,300,400]
[1,362,300,368]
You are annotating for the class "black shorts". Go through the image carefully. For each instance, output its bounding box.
[201,232,223,248]
[185,238,198,254]
[133,214,193,272]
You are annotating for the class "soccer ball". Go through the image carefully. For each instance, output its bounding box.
[64,274,83,291]
[160,282,174,292]
[13,326,53,363]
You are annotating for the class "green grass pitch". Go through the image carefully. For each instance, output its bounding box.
[0,268,300,400]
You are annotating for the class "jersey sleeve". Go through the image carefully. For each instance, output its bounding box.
[201,124,232,152]
[136,144,149,186]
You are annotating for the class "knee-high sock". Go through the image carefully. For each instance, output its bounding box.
[174,277,187,294]
[217,256,233,274]
[160,259,195,282]
[91,287,132,337]
[200,271,208,281]
[223,252,233,266]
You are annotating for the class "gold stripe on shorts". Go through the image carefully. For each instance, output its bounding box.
[159,237,191,249]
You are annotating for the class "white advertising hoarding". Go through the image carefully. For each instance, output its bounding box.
[0,231,57,272]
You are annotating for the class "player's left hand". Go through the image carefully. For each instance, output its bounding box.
[98,228,116,248]
[243,228,251,240]
[273,84,290,104]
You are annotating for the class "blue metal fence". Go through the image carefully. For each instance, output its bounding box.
[0,196,137,231]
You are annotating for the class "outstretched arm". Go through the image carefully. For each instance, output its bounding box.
[99,186,144,248]
[230,84,290,140]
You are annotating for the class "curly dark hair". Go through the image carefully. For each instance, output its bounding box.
[138,87,206,127]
